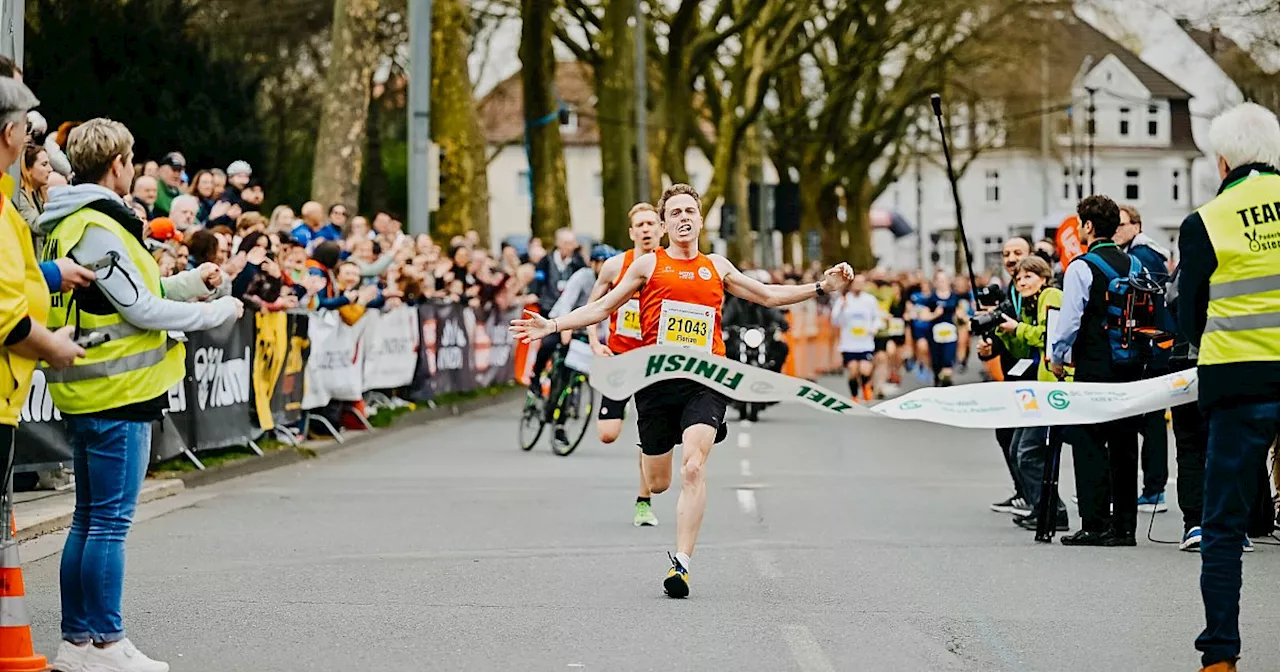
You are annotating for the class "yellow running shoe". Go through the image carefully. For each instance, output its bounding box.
[663,553,689,598]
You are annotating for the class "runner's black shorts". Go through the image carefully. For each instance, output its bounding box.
[842,350,874,365]
[634,379,729,456]
[597,394,629,421]
[873,336,890,352]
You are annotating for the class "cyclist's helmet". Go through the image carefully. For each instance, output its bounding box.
[590,244,618,262]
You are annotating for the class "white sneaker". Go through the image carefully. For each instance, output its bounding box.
[52,640,91,672]
[83,639,169,672]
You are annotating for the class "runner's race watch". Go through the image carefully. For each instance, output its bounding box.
[814,281,825,297]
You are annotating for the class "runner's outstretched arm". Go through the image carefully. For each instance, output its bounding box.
[713,255,853,308]
[511,254,654,343]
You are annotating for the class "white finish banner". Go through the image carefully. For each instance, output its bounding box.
[588,346,1199,429]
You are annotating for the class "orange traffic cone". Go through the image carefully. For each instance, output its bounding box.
[0,540,48,671]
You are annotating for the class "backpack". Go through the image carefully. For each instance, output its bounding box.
[1080,251,1166,366]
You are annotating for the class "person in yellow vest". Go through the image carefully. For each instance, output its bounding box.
[36,118,242,672]
[1177,102,1280,672]
[0,78,90,491]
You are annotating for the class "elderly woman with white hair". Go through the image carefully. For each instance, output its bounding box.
[1176,102,1280,672]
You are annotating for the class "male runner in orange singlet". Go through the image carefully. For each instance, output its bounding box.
[512,183,853,598]
[586,202,663,527]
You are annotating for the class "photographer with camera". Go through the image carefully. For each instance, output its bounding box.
[1049,195,1144,547]
[993,256,1071,532]
[978,237,1034,516]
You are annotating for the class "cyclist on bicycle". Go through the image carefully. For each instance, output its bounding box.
[542,244,617,446]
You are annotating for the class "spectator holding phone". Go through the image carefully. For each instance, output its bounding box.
[36,118,241,672]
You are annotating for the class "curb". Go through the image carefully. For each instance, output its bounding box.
[173,387,522,490]
[17,479,185,542]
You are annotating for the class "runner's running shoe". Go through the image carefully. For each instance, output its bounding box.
[664,553,690,598]
[634,501,658,527]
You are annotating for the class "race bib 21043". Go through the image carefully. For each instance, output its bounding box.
[658,300,714,352]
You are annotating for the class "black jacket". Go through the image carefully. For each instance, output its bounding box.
[532,252,585,313]
[1177,162,1280,411]
[1073,241,1142,383]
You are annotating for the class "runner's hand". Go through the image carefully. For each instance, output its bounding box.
[592,342,613,357]
[510,309,555,343]
[820,262,854,293]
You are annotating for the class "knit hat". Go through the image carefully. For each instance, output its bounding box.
[226,160,252,177]
[148,217,181,243]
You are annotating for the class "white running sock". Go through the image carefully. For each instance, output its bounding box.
[675,552,691,571]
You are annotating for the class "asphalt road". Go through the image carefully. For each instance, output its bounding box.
[19,375,1280,671]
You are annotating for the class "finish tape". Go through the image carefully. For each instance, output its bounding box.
[588,346,1197,430]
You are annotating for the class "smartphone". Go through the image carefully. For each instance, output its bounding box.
[74,332,111,349]
[80,252,119,273]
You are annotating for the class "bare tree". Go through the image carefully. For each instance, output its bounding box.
[312,0,383,210]
[521,0,573,241]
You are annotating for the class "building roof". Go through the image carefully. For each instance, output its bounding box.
[1051,15,1191,100]
[478,61,601,147]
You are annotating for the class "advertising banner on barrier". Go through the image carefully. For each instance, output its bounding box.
[473,305,518,390]
[363,306,420,391]
[252,311,290,431]
[417,301,475,396]
[270,313,310,427]
[186,316,257,451]
[14,370,73,467]
[303,312,368,410]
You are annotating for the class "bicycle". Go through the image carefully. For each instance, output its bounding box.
[518,334,596,456]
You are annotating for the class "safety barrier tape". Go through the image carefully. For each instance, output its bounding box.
[588,346,1198,430]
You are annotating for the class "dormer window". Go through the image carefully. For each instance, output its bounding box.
[1148,104,1159,137]
[1119,107,1131,137]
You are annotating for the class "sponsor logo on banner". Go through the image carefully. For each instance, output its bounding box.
[1014,388,1040,416]
[750,381,774,394]
[167,382,186,413]
[193,346,252,410]
[1047,390,1070,410]
[899,399,922,411]
[1168,375,1193,397]
[795,385,855,413]
[20,371,59,423]
[438,318,467,372]
[253,312,288,429]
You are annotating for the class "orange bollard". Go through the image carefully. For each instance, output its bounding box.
[0,540,47,671]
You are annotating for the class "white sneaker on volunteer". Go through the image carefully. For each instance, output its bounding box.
[52,640,91,672]
[83,639,169,672]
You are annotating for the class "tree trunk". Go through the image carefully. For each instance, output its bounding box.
[312,0,381,210]
[433,0,490,243]
[363,80,388,216]
[659,55,692,186]
[595,0,636,248]
[520,0,571,242]
[842,198,876,271]
[797,167,825,265]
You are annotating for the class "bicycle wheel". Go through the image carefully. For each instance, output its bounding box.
[518,392,545,451]
[550,374,595,456]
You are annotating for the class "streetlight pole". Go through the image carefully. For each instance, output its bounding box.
[633,0,649,203]
[408,0,433,236]
[1086,86,1097,196]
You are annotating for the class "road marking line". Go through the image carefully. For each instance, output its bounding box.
[779,624,836,672]
[738,431,752,448]
[740,459,752,476]
[736,489,757,516]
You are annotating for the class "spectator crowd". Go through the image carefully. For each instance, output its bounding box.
[18,120,551,325]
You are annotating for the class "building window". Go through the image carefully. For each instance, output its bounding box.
[985,170,1000,202]
[1148,104,1159,137]
[1172,169,1181,202]
[1119,107,1131,136]
[1062,166,1071,200]
[1125,169,1140,200]
[559,109,578,133]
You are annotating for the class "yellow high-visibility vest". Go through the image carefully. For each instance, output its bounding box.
[41,209,185,414]
[1198,170,1280,366]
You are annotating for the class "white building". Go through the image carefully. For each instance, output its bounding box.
[872,14,1203,274]
[478,61,722,246]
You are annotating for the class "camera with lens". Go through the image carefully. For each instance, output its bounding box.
[970,282,1016,338]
